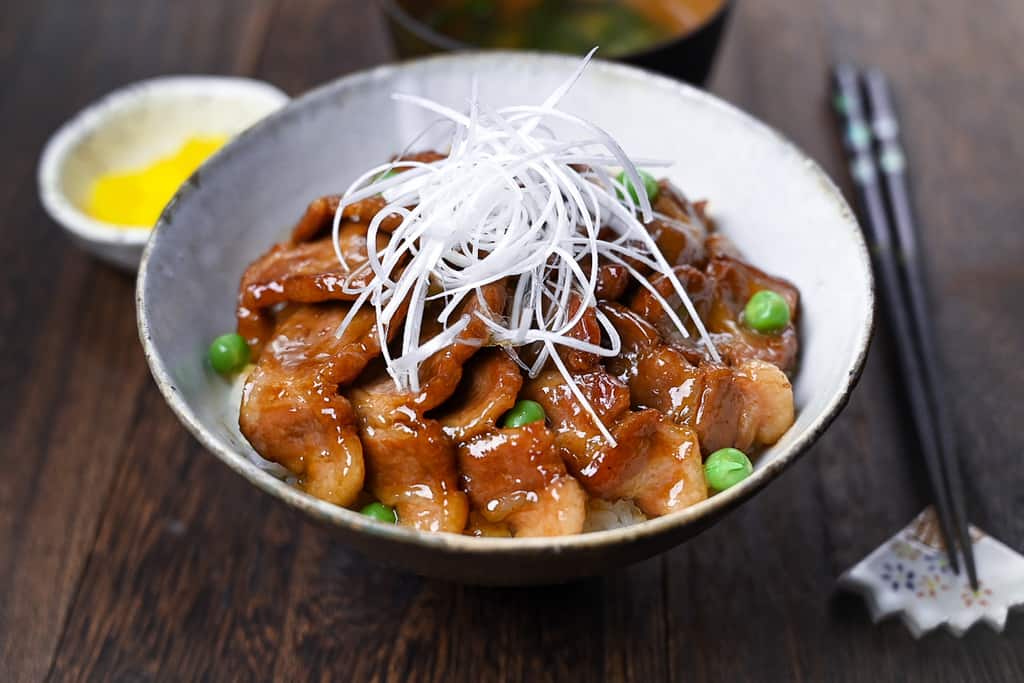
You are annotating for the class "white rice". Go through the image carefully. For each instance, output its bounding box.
[221,366,291,477]
[583,498,648,532]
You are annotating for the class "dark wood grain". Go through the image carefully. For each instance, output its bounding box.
[820,0,1024,553]
[0,2,277,680]
[1,0,1022,681]
[256,0,393,94]
[47,389,302,681]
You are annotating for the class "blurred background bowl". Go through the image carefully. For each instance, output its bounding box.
[379,0,733,85]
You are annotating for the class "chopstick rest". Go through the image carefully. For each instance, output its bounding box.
[839,507,1024,637]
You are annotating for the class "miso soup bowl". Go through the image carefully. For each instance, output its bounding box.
[379,0,734,85]
[137,52,873,586]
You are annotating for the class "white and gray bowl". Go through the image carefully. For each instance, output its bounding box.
[137,53,873,585]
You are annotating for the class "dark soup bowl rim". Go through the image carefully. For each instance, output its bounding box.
[377,0,735,61]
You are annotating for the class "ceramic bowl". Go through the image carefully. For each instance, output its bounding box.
[38,76,288,270]
[137,53,873,585]
[379,0,734,85]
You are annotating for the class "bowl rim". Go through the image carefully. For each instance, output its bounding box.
[137,51,874,555]
[376,0,734,61]
[37,74,289,247]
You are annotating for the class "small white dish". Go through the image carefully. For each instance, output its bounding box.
[38,76,289,270]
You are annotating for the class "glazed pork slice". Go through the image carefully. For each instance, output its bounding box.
[237,224,387,353]
[576,258,630,301]
[596,414,705,515]
[457,423,587,537]
[596,262,630,300]
[630,256,800,372]
[561,295,604,373]
[521,301,706,516]
[244,226,384,306]
[435,349,523,443]
[290,151,449,242]
[410,282,508,411]
[524,372,706,517]
[345,284,507,533]
[626,264,713,367]
[730,358,796,450]
[702,256,800,371]
[239,304,371,506]
[348,368,469,533]
[290,195,395,243]
[239,155,448,351]
[433,349,588,537]
[522,369,707,516]
[644,181,710,267]
[602,302,794,454]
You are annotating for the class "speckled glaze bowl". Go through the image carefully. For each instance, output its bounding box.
[137,53,873,585]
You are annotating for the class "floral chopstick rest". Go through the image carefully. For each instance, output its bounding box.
[839,507,1024,637]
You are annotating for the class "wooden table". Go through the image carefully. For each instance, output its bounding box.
[3,1,1022,680]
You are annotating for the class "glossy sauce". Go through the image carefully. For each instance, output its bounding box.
[232,163,801,536]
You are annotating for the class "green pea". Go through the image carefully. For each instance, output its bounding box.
[704,448,753,492]
[360,502,398,524]
[208,333,249,374]
[743,290,791,333]
[501,400,546,428]
[616,170,660,205]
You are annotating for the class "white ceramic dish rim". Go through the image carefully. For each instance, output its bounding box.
[137,52,874,555]
[37,75,289,248]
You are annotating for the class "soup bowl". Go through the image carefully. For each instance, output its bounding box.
[137,52,873,585]
[379,0,734,85]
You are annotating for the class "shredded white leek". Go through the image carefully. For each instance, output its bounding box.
[330,50,719,445]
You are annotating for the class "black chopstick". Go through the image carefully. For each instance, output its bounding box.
[830,63,974,585]
[861,69,979,588]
